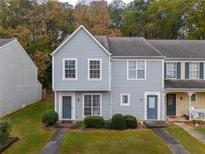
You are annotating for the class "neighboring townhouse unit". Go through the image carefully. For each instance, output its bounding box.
[52,25,205,121]
[0,38,42,117]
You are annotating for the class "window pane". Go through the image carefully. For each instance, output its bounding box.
[93,107,100,115]
[129,61,136,70]
[191,94,196,102]
[64,60,76,79]
[190,63,199,79]
[89,60,100,79]
[93,95,100,106]
[137,70,145,79]
[84,107,91,116]
[166,63,176,78]
[84,94,101,116]
[84,95,91,106]
[122,95,129,105]
[129,70,136,79]
[137,61,145,70]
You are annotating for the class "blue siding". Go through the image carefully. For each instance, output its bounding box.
[53,28,110,91]
[111,60,163,120]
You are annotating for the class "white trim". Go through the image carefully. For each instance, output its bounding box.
[113,59,164,61]
[109,56,111,91]
[82,93,102,118]
[52,56,55,90]
[120,93,130,106]
[88,59,102,80]
[54,91,57,112]
[62,58,78,80]
[127,60,146,80]
[59,92,75,120]
[144,92,161,120]
[51,25,111,56]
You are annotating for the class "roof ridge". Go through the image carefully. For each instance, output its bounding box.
[142,38,164,57]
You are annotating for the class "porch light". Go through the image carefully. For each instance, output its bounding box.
[180,97,183,100]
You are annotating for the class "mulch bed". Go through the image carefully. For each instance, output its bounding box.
[0,137,19,153]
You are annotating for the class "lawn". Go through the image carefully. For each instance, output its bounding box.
[60,129,171,154]
[167,126,205,154]
[195,127,205,135]
[2,97,54,154]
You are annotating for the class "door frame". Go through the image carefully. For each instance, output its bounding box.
[166,94,176,116]
[59,92,75,120]
[144,92,160,120]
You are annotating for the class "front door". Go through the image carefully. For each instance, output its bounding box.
[147,95,158,120]
[62,96,72,119]
[167,94,176,116]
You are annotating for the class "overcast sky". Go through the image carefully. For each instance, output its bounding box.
[59,0,132,6]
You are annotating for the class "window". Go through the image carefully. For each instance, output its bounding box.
[191,94,196,103]
[166,62,177,79]
[83,94,101,116]
[128,61,145,80]
[121,94,130,106]
[63,59,77,79]
[190,63,200,79]
[88,59,101,80]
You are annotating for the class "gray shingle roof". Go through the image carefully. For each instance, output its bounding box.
[0,38,15,47]
[165,80,205,89]
[148,40,205,59]
[95,36,163,57]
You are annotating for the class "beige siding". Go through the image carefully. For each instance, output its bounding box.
[181,62,185,79]
[174,92,205,116]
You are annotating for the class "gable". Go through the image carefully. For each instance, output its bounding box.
[51,25,111,56]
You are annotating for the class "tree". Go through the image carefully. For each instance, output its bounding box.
[109,0,126,28]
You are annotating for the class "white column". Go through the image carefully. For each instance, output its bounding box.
[54,91,57,112]
[163,91,167,120]
[187,92,193,121]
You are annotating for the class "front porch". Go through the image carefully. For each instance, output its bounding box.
[164,91,205,120]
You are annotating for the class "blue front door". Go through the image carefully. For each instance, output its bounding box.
[167,94,176,116]
[62,96,72,119]
[147,95,158,120]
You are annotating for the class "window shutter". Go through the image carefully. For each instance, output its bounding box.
[200,62,204,79]
[164,63,166,79]
[185,63,189,79]
[177,63,181,79]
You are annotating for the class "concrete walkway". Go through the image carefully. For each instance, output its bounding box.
[153,128,189,154]
[41,128,68,154]
[175,123,205,144]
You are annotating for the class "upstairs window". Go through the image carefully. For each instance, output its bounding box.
[88,59,102,80]
[166,62,177,79]
[190,63,200,79]
[128,61,145,80]
[63,59,77,80]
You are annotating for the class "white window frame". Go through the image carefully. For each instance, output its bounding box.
[127,60,146,80]
[82,93,102,118]
[120,93,130,106]
[88,59,102,80]
[189,62,200,80]
[63,58,77,80]
[166,62,177,79]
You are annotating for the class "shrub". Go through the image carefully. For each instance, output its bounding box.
[124,115,137,128]
[41,110,58,126]
[74,121,86,129]
[84,116,104,128]
[0,119,11,147]
[104,120,112,129]
[112,114,126,130]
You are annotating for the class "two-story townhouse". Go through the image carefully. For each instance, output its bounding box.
[149,40,205,120]
[52,25,205,121]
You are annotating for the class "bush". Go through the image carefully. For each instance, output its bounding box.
[84,116,104,128]
[104,120,112,129]
[41,110,58,126]
[112,114,126,130]
[0,119,11,147]
[124,115,137,128]
[74,121,86,129]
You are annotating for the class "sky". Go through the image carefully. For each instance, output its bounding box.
[59,0,132,6]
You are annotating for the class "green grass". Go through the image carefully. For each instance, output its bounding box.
[2,97,54,154]
[167,127,205,154]
[195,127,205,135]
[60,129,171,154]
